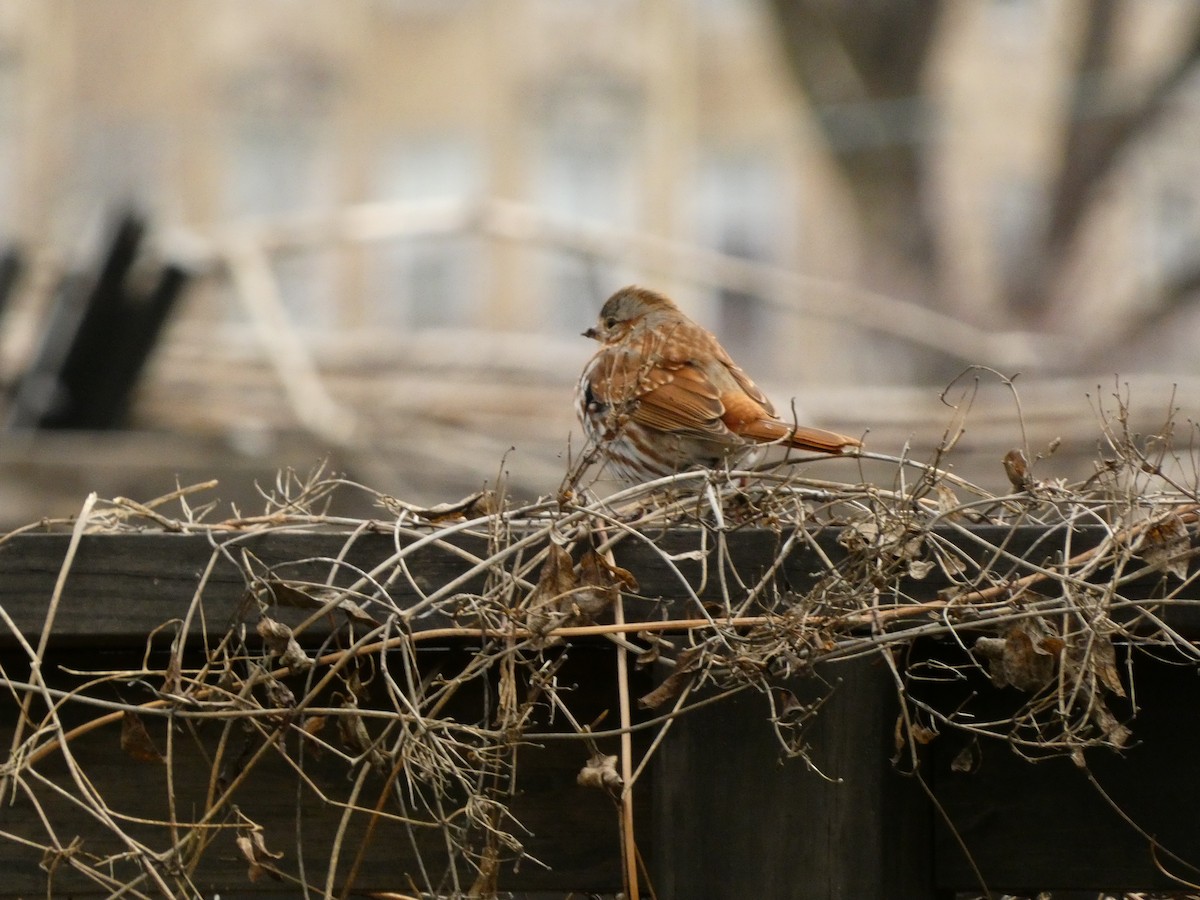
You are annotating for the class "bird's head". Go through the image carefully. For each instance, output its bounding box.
[583,286,677,343]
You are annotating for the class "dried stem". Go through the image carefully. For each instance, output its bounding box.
[3,385,1200,895]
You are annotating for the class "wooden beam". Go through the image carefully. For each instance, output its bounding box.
[651,657,935,899]
[0,523,1182,647]
[0,524,1195,895]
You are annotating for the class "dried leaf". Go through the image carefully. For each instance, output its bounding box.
[838,520,878,551]
[410,490,497,523]
[638,669,694,709]
[974,621,1056,691]
[576,753,622,792]
[1089,633,1126,698]
[256,617,313,673]
[266,678,296,711]
[336,697,372,754]
[1137,512,1191,580]
[335,693,388,771]
[572,551,618,620]
[936,550,968,578]
[1092,701,1132,748]
[1039,636,1065,656]
[120,711,164,764]
[257,617,293,654]
[586,547,638,592]
[839,517,923,564]
[635,644,661,666]
[639,646,703,709]
[469,841,502,897]
[235,829,284,883]
[250,830,283,861]
[163,654,182,697]
[910,723,938,745]
[571,548,638,622]
[1003,448,1031,491]
[951,739,981,774]
[259,578,379,626]
[884,520,925,562]
[525,544,577,636]
[907,559,935,580]
[893,711,937,749]
[935,483,961,519]
[774,688,805,725]
[635,633,674,667]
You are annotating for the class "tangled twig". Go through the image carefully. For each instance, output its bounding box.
[1,384,1199,896]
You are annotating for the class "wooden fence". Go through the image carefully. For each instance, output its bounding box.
[0,521,1197,898]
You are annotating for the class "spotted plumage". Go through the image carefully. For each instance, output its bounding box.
[576,286,861,483]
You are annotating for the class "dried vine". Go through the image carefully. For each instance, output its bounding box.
[1,383,1199,898]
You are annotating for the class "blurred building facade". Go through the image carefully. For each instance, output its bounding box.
[1,0,1200,518]
[2,1,825,357]
[1,1,1199,371]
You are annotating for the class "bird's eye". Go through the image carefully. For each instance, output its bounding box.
[604,316,618,329]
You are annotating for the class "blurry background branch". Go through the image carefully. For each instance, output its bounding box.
[195,197,1063,369]
[766,0,943,275]
[0,1,1199,523]
[766,0,1200,353]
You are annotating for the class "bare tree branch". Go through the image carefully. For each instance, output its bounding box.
[1022,10,1200,316]
[764,0,945,274]
[766,2,1200,347]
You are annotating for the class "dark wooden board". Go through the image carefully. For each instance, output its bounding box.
[0,524,1196,896]
[0,530,488,646]
[650,656,934,900]
[0,523,1173,648]
[931,654,1200,894]
[0,645,644,896]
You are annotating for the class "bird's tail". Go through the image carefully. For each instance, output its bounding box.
[740,419,862,454]
[785,424,862,454]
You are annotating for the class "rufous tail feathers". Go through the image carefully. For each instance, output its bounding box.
[739,419,862,454]
[785,424,861,454]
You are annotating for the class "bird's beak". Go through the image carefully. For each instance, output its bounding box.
[583,327,599,340]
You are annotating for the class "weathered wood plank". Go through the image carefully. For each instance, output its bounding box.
[650,657,934,900]
[0,645,640,896]
[0,531,491,646]
[0,524,1195,896]
[0,524,1163,647]
[931,654,1200,893]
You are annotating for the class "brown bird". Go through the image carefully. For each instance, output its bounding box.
[576,286,861,484]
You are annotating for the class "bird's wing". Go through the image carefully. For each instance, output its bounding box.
[588,325,788,440]
[715,348,859,451]
[725,362,776,417]
[585,342,727,436]
[586,327,860,454]
[633,364,859,452]
[630,362,729,436]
